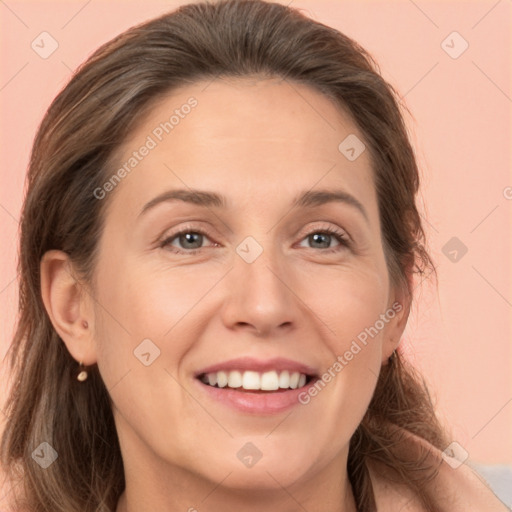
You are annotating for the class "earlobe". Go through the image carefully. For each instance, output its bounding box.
[40,250,97,365]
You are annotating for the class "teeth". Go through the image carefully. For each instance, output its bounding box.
[278,370,290,389]
[217,371,228,388]
[200,369,310,391]
[260,371,279,390]
[243,371,260,390]
[228,370,242,388]
[289,372,300,389]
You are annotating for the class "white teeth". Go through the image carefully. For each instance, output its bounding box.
[200,369,310,391]
[289,372,300,389]
[207,373,217,386]
[242,371,260,390]
[260,371,279,390]
[278,370,290,389]
[217,371,228,388]
[227,370,242,388]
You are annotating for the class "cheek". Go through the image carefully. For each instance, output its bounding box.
[305,263,389,354]
[299,271,387,455]
[91,257,221,379]
[90,260,200,435]
[302,264,388,416]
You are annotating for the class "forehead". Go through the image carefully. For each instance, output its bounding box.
[105,77,377,221]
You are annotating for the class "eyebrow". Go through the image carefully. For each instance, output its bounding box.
[138,188,369,223]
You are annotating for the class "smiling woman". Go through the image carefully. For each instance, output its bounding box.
[0,1,507,512]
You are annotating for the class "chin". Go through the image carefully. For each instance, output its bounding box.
[195,451,314,490]
[215,465,307,491]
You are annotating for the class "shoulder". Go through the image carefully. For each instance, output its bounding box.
[366,432,509,512]
[368,459,428,512]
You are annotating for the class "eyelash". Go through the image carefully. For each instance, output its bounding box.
[159,224,351,255]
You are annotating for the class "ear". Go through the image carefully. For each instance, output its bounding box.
[381,275,412,365]
[40,250,97,365]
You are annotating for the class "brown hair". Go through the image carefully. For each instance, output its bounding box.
[1,1,449,510]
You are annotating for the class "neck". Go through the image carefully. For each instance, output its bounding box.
[115,445,358,512]
[116,478,358,512]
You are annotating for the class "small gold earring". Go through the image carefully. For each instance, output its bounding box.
[77,361,88,382]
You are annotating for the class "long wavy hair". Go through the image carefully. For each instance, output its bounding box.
[1,1,450,510]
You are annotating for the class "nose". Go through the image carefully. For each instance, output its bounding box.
[220,239,299,338]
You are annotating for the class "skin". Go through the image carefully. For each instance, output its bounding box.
[41,76,413,512]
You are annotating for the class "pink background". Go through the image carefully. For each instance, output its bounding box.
[1,0,510,486]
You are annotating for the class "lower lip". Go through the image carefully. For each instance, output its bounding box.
[194,378,318,414]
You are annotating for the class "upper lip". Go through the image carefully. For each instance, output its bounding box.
[195,357,319,378]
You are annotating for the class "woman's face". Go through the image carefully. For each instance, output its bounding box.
[85,77,409,496]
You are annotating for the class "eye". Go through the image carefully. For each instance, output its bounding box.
[159,223,351,255]
[297,225,351,253]
[160,226,217,255]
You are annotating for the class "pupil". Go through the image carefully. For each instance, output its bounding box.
[182,232,201,248]
[312,233,329,248]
